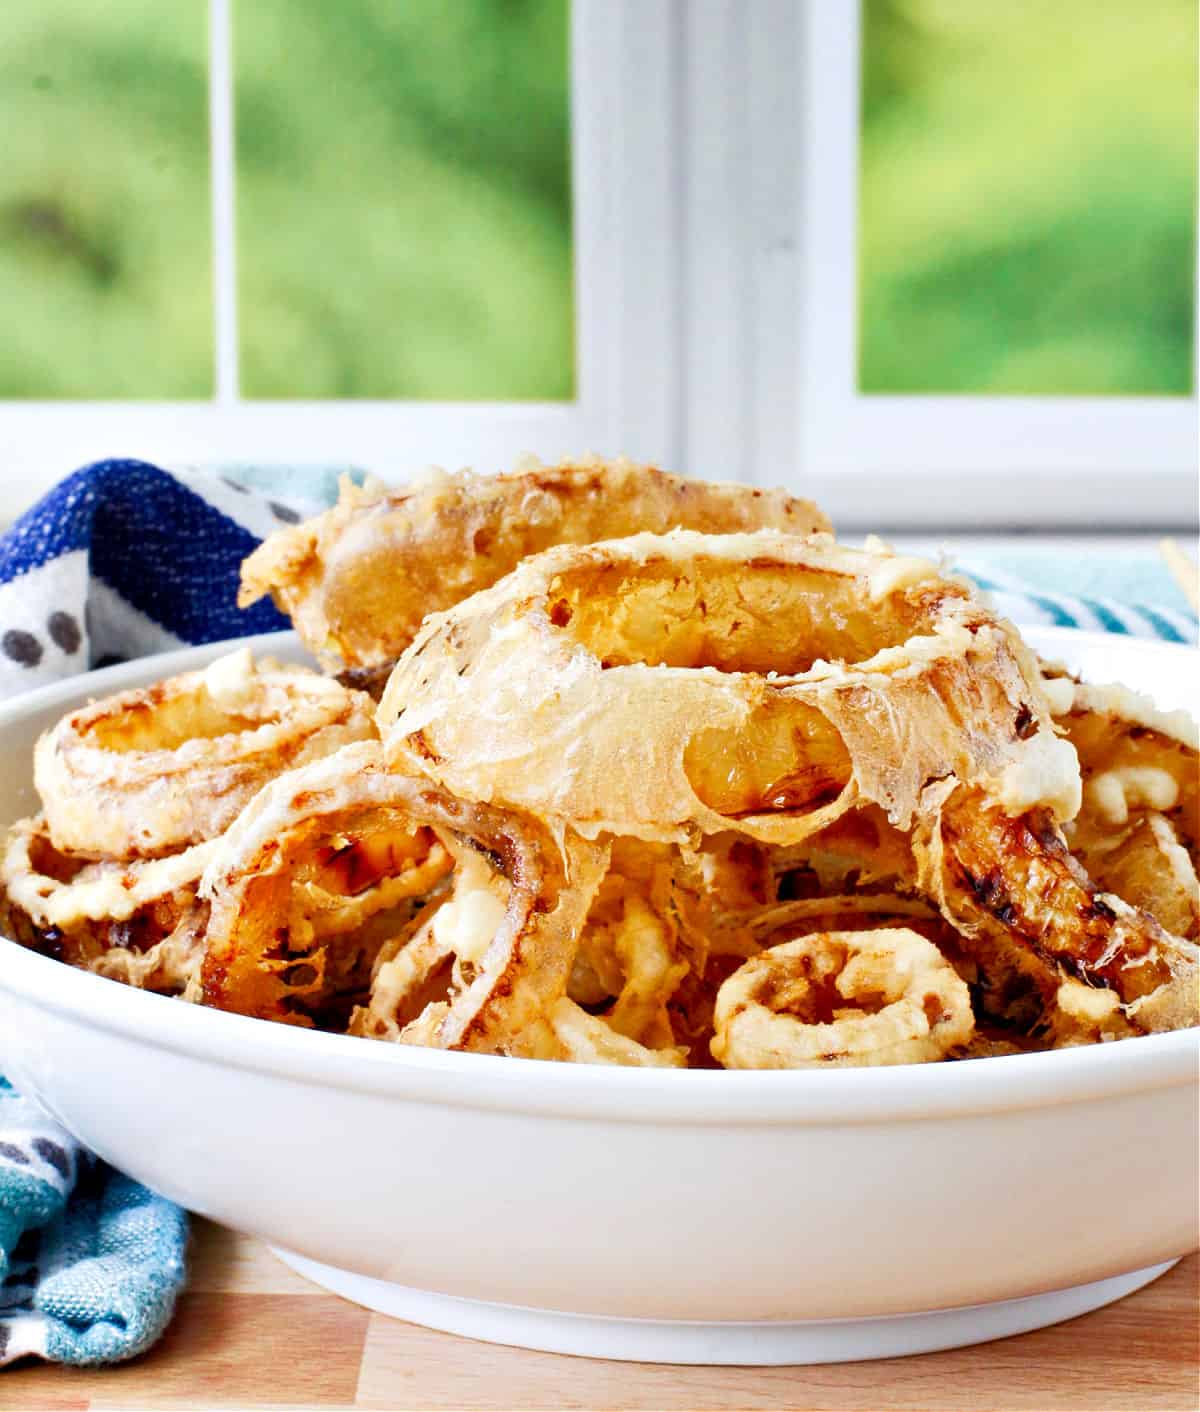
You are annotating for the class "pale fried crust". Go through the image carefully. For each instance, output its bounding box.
[0,813,208,992]
[711,928,974,1069]
[379,529,1078,844]
[35,650,376,859]
[201,742,608,1053]
[1038,668,1200,942]
[238,457,831,673]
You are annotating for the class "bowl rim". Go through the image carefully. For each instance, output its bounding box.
[1,937,1196,1125]
[0,627,1196,1128]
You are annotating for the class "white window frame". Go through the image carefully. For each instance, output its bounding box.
[791,1,1199,528]
[1,0,1195,529]
[0,0,681,504]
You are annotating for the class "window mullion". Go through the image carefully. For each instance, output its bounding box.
[208,0,239,406]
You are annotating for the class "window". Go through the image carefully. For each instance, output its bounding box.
[232,1,575,402]
[0,1,213,399]
[858,0,1197,397]
[1,1,1196,527]
[1,0,673,500]
[794,0,1198,525]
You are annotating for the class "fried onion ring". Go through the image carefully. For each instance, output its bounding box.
[1080,813,1199,942]
[239,456,830,677]
[916,789,1198,1038]
[711,928,975,1069]
[1045,672,1199,939]
[203,742,608,1050]
[381,529,1078,843]
[35,648,376,859]
[0,814,209,991]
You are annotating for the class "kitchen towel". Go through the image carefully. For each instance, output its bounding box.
[0,1077,187,1366]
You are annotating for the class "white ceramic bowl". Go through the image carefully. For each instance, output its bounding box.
[0,628,1196,1365]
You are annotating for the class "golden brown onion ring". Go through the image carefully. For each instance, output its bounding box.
[1080,813,1199,943]
[661,888,961,1068]
[711,928,974,1069]
[200,745,452,1027]
[0,813,209,992]
[381,529,1078,845]
[917,789,1198,1039]
[35,648,376,859]
[239,456,830,676]
[1043,671,1199,938]
[203,742,608,1051]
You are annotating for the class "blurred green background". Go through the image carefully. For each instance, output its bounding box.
[0,0,573,400]
[0,1,213,398]
[234,0,573,400]
[860,0,1198,395]
[2,2,1195,401]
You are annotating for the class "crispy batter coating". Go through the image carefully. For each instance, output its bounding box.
[0,814,208,995]
[200,745,453,1026]
[1047,674,1199,940]
[9,470,1197,1067]
[204,742,608,1052]
[380,529,1077,843]
[1082,814,1198,942]
[711,928,974,1069]
[238,457,830,676]
[35,648,376,860]
[916,789,1197,1039]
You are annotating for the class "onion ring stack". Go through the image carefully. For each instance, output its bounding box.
[2,651,377,998]
[380,530,1198,1042]
[6,471,1197,1069]
[239,456,830,683]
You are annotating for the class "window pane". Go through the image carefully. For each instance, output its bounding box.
[0,1,212,399]
[858,0,1198,395]
[234,0,574,401]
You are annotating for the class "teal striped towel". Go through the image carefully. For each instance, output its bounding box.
[963,561,1196,644]
[0,1078,187,1367]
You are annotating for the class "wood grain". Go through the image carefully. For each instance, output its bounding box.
[5,1221,1197,1411]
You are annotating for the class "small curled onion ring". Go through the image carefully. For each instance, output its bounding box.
[0,814,210,991]
[710,928,975,1069]
[204,742,608,1051]
[34,648,376,859]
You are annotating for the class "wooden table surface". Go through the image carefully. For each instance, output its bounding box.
[5,1222,1197,1411]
